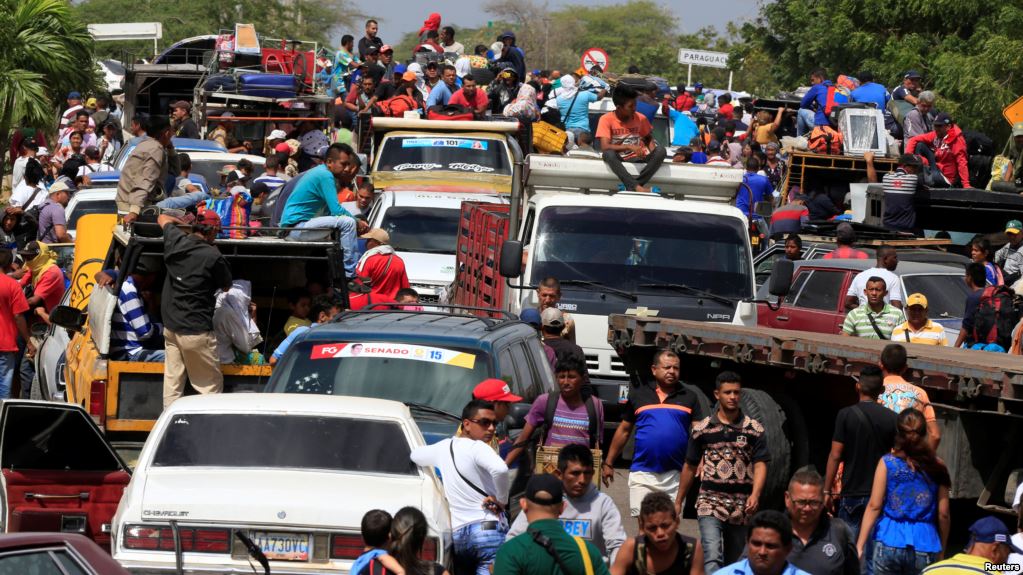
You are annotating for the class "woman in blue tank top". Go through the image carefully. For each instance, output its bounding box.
[856,408,950,575]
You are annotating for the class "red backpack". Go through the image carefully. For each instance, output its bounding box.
[972,285,1020,350]
[808,125,843,155]
[376,94,418,118]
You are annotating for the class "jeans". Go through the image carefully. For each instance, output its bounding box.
[156,191,209,210]
[911,142,952,188]
[130,348,167,362]
[601,146,668,191]
[698,515,748,574]
[0,352,17,399]
[873,541,938,575]
[452,520,507,575]
[797,108,816,137]
[287,215,358,277]
[838,495,873,575]
[19,350,35,399]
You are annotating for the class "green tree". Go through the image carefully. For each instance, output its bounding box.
[738,0,1023,139]
[0,0,97,177]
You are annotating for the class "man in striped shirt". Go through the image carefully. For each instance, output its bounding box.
[892,293,948,346]
[842,276,904,339]
[864,151,922,234]
[98,261,165,361]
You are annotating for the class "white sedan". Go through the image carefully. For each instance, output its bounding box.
[111,394,451,574]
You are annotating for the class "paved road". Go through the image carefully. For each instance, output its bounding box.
[603,465,699,538]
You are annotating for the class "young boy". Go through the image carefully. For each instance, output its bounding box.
[283,288,312,336]
[610,492,693,574]
[350,509,405,575]
[271,294,343,365]
[504,357,603,466]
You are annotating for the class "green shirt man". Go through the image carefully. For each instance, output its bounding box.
[494,475,609,575]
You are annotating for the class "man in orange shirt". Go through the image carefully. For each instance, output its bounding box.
[596,84,666,193]
[878,343,941,449]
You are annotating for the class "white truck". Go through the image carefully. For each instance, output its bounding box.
[452,154,754,434]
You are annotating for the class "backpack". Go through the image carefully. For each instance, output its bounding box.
[972,285,1019,350]
[377,94,418,118]
[808,125,843,155]
[427,104,474,121]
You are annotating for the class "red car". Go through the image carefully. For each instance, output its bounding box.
[0,532,129,573]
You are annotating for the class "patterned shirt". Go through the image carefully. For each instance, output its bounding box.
[685,411,770,524]
[525,393,604,448]
[110,276,160,359]
[842,304,904,339]
[879,375,937,422]
[892,320,948,346]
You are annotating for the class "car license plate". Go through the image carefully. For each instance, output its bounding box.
[249,531,311,561]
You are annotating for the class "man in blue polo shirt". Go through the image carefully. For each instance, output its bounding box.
[601,350,704,518]
[737,157,773,218]
[850,71,890,111]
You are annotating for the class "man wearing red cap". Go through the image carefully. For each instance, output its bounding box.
[157,212,232,408]
[457,379,523,452]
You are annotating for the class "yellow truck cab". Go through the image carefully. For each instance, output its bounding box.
[50,219,343,436]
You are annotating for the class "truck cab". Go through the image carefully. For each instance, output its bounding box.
[454,154,754,431]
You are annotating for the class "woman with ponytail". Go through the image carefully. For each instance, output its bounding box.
[377,507,447,575]
[856,408,950,575]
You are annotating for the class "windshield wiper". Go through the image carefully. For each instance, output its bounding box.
[559,279,638,302]
[404,402,461,421]
[638,283,735,306]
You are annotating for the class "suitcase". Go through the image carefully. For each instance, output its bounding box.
[204,74,237,92]
[238,73,297,98]
[427,104,474,121]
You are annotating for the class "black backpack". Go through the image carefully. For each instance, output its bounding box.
[543,391,599,449]
[972,285,1019,349]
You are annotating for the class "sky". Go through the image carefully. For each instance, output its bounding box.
[351,0,762,42]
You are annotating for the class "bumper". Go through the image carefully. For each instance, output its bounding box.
[119,559,350,575]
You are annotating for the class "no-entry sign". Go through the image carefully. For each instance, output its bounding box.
[581,48,610,73]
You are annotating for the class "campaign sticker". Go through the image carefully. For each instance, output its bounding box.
[310,342,476,369]
[401,138,489,150]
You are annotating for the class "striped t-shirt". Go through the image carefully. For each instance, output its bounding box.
[842,304,904,339]
[892,320,948,346]
[109,276,160,359]
[525,393,604,448]
[882,169,920,232]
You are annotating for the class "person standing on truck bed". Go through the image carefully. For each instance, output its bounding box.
[864,151,924,235]
[823,365,896,575]
[676,372,769,574]
[842,276,904,340]
[537,277,575,342]
[596,84,667,194]
[348,228,410,309]
[279,143,369,290]
[604,351,704,517]
[878,343,941,450]
[95,260,165,362]
[823,223,868,260]
[169,100,199,139]
[358,19,383,60]
[845,246,904,310]
[157,211,233,409]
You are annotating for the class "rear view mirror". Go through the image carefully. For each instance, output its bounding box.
[499,240,523,278]
[768,259,794,298]
[49,305,86,332]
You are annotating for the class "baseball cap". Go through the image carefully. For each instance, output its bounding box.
[473,378,523,403]
[85,97,97,108]
[694,82,703,89]
[267,129,287,141]
[48,180,75,195]
[37,146,50,157]
[525,474,563,505]
[274,142,292,153]
[394,63,407,74]
[519,308,542,328]
[968,517,1023,553]
[425,60,438,69]
[836,222,857,242]
[380,44,393,53]
[170,100,191,110]
[904,70,922,79]
[360,228,390,244]
[707,140,722,152]
[541,307,564,329]
[906,293,928,308]
[932,112,952,126]
[67,91,82,100]
[1006,220,1023,234]
[365,45,380,55]
[402,70,417,82]
[199,210,222,228]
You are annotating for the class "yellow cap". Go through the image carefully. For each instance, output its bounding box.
[906,293,928,308]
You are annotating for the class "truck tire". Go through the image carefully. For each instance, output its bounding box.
[683,383,712,420]
[738,389,791,506]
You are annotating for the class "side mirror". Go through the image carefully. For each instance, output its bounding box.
[768,259,794,298]
[508,402,531,429]
[49,305,86,332]
[499,240,523,278]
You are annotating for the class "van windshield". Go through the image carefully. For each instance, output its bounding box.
[267,341,490,417]
[375,136,511,175]
[531,206,753,300]
[382,207,461,254]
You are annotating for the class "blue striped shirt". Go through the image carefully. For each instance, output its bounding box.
[109,276,159,359]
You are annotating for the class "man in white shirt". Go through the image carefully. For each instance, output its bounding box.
[440,26,465,55]
[11,140,39,189]
[845,245,904,310]
[411,399,510,575]
[7,159,49,212]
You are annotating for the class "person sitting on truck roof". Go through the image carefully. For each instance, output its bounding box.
[664,97,699,148]
[738,157,773,218]
[797,68,843,137]
[823,223,869,259]
[270,294,343,365]
[97,260,165,362]
[850,71,890,112]
[449,74,489,116]
[901,90,935,141]
[905,112,972,189]
[280,143,368,288]
[845,246,904,310]
[596,84,667,194]
[892,293,948,346]
[425,64,458,108]
[348,228,410,310]
[770,196,809,238]
[842,276,904,339]
[877,343,941,449]
[892,70,922,106]
[864,151,924,234]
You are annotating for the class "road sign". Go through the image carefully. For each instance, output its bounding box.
[677,48,729,69]
[581,48,610,73]
[1004,94,1023,127]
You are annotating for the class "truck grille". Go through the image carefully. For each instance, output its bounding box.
[585,354,627,376]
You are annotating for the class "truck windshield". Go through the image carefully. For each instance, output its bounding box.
[268,341,490,417]
[531,206,753,300]
[376,136,511,175]
[382,207,461,254]
[152,414,416,475]
[902,274,970,319]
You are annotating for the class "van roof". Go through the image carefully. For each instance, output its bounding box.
[302,308,531,349]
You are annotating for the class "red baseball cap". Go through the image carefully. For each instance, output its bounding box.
[199,211,222,228]
[274,142,292,153]
[473,378,522,403]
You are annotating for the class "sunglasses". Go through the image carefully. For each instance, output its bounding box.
[469,418,497,429]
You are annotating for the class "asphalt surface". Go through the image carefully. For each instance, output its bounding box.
[603,464,700,538]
